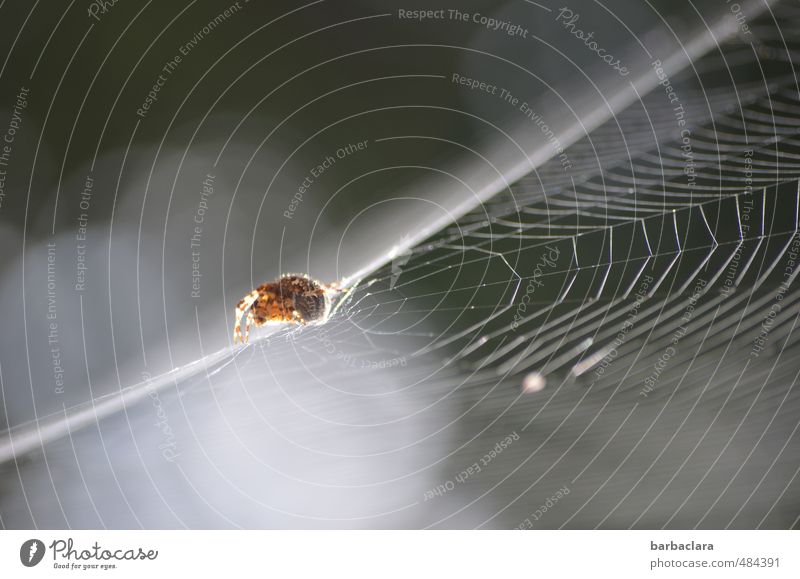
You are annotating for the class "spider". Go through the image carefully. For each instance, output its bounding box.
[233,274,341,343]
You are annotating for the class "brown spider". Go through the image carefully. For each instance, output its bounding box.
[233,274,340,343]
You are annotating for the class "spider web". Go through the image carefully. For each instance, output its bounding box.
[185,4,800,528]
[329,22,800,399]
[3,0,800,530]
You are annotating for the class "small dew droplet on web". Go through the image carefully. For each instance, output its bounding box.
[522,372,546,393]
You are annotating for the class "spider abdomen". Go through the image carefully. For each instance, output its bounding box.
[233,274,337,343]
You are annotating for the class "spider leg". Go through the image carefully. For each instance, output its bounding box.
[233,289,260,344]
[243,309,256,343]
